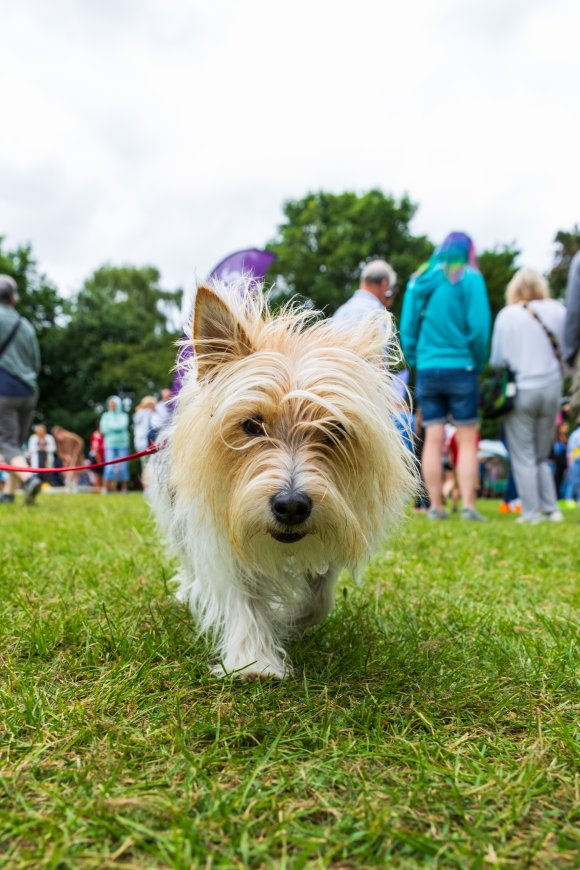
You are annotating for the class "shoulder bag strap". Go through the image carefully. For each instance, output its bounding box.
[522,303,563,369]
[416,288,436,344]
[0,316,22,359]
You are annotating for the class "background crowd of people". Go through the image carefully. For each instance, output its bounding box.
[0,302,172,505]
[399,235,579,523]
[1,234,580,519]
[333,233,580,525]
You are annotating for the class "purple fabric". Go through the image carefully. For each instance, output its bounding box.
[171,249,276,398]
[210,248,276,283]
[392,368,410,401]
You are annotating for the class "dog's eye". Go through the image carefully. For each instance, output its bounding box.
[242,417,265,437]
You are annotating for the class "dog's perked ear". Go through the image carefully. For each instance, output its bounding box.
[193,285,254,380]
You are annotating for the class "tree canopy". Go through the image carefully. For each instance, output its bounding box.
[477,244,520,322]
[0,237,65,336]
[266,191,527,326]
[0,239,181,442]
[547,225,580,298]
[267,190,434,315]
[46,265,181,439]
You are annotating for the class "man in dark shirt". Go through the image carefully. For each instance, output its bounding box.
[0,275,42,504]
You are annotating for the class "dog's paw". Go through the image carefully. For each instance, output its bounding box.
[212,659,291,681]
[173,572,195,604]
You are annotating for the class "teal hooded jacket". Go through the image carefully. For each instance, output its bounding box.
[400,264,491,372]
[100,396,130,449]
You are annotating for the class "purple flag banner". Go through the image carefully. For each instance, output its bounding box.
[210,248,276,283]
[171,248,276,398]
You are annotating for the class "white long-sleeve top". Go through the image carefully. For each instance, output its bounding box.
[490,299,566,390]
[332,289,385,328]
[28,433,56,468]
[133,408,161,452]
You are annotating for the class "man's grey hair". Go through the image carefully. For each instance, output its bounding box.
[361,259,397,289]
[0,275,18,305]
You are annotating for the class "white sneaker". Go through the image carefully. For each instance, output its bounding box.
[427,507,448,520]
[545,509,564,523]
[516,514,545,525]
[461,507,486,522]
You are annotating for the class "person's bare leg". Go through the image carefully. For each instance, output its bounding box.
[4,471,19,495]
[454,425,479,510]
[452,471,460,512]
[6,456,33,492]
[422,424,445,510]
[442,470,454,500]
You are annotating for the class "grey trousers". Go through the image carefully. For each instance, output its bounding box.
[504,378,561,519]
[0,393,37,462]
[569,351,580,426]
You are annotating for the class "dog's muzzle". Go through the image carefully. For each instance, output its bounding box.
[270,490,312,543]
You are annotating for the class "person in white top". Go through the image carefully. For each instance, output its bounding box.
[332,259,398,328]
[490,268,566,523]
[27,424,56,469]
[155,387,172,427]
[133,396,161,490]
[333,259,414,485]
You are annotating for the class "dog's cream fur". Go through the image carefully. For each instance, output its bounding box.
[149,281,417,679]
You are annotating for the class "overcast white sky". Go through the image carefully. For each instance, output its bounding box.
[1,0,579,295]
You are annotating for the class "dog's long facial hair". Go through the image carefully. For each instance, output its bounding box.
[150,282,417,679]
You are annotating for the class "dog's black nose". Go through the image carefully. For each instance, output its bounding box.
[270,490,312,526]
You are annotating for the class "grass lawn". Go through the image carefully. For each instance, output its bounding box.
[1,495,578,868]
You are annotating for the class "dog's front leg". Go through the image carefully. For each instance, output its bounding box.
[288,567,339,631]
[215,588,289,680]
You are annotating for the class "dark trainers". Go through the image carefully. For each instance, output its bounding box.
[0,493,15,503]
[23,476,42,505]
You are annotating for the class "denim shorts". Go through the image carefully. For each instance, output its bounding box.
[103,446,130,482]
[416,368,479,426]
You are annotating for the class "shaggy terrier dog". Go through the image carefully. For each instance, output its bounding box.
[149,282,417,679]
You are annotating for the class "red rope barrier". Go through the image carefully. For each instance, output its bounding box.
[0,444,159,475]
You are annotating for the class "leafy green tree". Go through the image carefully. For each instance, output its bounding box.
[548,225,580,298]
[0,237,65,334]
[1,241,183,442]
[267,190,434,316]
[478,244,520,323]
[48,265,182,439]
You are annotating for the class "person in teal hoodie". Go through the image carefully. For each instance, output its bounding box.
[99,395,130,493]
[400,232,491,521]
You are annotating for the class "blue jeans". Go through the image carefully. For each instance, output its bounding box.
[570,459,580,501]
[416,368,479,426]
